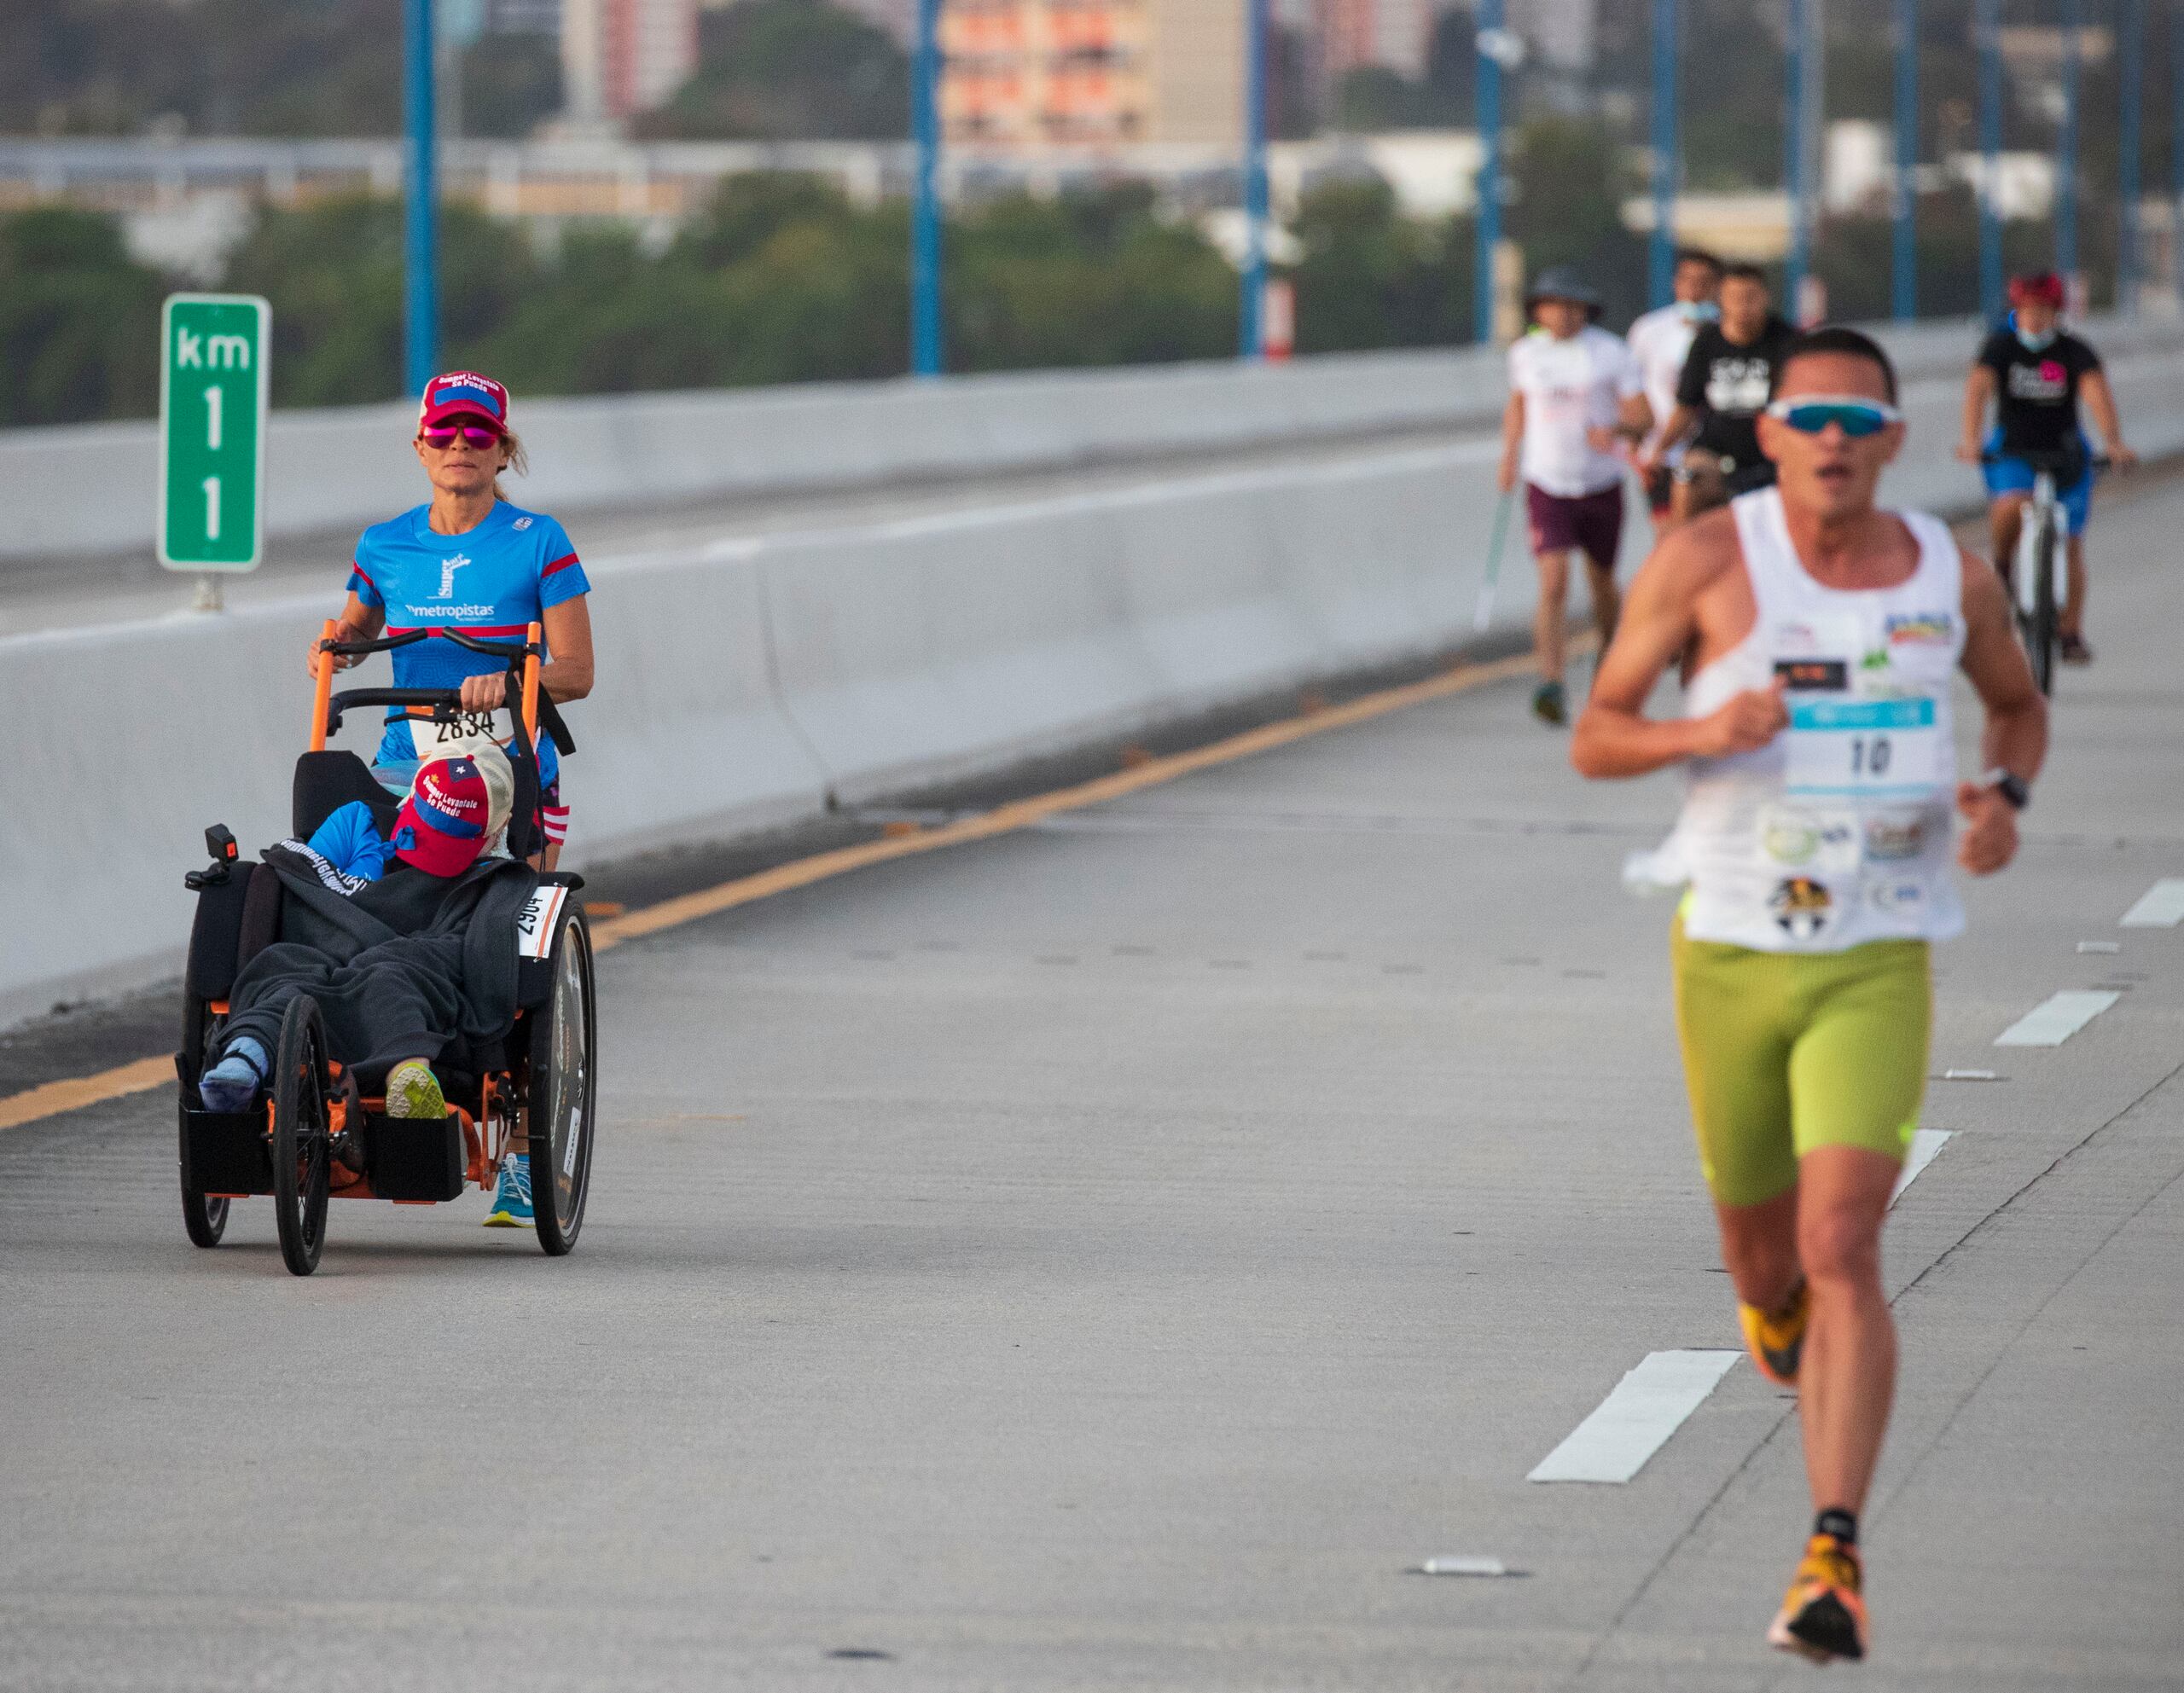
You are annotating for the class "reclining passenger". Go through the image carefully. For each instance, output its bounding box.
[197,745,532,1128]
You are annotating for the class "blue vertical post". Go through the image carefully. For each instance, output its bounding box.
[2174,5,2184,308]
[1891,0,1917,320]
[1649,0,1678,309]
[910,0,944,377]
[403,0,438,396]
[1474,0,1503,345]
[1978,0,2002,321]
[2058,0,2081,283]
[2119,0,2145,311]
[1784,0,1809,315]
[1240,0,1269,357]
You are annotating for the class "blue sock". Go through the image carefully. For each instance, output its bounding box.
[198,1035,270,1112]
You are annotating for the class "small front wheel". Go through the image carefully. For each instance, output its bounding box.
[180,993,231,1248]
[270,997,332,1276]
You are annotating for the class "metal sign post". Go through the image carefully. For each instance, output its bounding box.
[158,294,272,604]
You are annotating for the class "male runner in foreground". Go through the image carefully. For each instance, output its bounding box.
[1571,327,2048,1663]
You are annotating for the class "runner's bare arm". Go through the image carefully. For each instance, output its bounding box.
[1497,391,1524,494]
[1954,551,2048,875]
[1571,525,1786,779]
[1641,403,1698,473]
[309,592,386,675]
[457,594,595,714]
[1955,364,1995,462]
[2080,368,2135,465]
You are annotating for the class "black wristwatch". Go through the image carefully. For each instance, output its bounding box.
[1980,768,2031,811]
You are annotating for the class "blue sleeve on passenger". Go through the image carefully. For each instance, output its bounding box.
[305,802,394,882]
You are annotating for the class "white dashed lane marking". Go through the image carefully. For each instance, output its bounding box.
[1527,1350,1740,1484]
[1891,1128,1952,1203]
[1532,1128,1955,1486]
[1994,990,2123,1047]
[2118,878,2184,927]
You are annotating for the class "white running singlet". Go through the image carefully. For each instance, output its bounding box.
[1658,487,1967,953]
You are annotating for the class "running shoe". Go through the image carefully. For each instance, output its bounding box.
[1768,1533,1867,1663]
[1531,681,1566,726]
[2059,633,2094,664]
[384,1060,446,1120]
[484,1152,534,1228]
[1739,1279,1809,1387]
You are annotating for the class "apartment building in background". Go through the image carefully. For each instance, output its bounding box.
[1314,0,1432,81]
[561,0,700,125]
[941,0,1244,148]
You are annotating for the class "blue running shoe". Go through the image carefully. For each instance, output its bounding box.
[484,1152,534,1228]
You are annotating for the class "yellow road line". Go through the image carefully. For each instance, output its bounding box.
[590,649,1537,953]
[0,1056,175,1133]
[2,642,1545,1132]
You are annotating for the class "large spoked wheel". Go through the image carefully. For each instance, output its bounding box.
[270,996,333,1277]
[179,993,231,1249]
[526,904,597,1257]
[2023,512,2058,697]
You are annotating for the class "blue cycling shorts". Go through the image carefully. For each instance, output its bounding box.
[1981,429,2093,536]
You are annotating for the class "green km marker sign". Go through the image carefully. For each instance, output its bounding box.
[159,293,271,571]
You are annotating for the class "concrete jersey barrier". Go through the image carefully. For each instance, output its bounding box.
[6,318,2184,1021]
[0,346,1505,562]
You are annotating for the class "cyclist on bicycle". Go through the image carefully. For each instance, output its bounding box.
[1955,273,2135,664]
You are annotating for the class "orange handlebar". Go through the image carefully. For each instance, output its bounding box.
[520,621,542,746]
[309,618,337,752]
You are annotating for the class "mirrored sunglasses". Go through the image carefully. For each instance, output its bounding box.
[1763,397,1900,438]
[421,421,505,449]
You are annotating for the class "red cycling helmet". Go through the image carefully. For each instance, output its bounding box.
[2008,271,2065,308]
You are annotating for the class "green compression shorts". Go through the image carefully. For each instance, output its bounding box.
[1670,908,1930,1209]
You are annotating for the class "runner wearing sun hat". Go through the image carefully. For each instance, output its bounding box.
[1499,265,1652,724]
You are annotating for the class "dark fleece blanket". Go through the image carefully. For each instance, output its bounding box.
[221,844,539,1087]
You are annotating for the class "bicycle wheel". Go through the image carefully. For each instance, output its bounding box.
[270,996,332,1276]
[2025,513,2058,696]
[178,994,231,1249]
[526,903,597,1257]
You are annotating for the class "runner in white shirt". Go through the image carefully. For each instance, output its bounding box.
[1497,266,1653,725]
[1626,248,1724,532]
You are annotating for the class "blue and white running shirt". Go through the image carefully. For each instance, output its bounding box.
[347,502,590,778]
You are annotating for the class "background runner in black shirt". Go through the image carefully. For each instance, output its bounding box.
[1645,264,1797,522]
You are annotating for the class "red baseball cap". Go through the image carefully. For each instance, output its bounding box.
[392,752,505,876]
[418,370,510,434]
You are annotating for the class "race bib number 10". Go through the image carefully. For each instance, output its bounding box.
[1784,698,1945,800]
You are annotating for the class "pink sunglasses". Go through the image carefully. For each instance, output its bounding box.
[421,420,504,450]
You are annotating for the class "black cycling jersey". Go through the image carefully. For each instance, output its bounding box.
[1978,326,2101,456]
[1676,315,1798,474]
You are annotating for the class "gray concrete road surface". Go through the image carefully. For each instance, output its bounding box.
[4,481,2182,1692]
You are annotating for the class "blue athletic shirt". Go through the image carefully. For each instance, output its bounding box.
[346,502,590,780]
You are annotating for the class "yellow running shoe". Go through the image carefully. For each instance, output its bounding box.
[384,1060,446,1121]
[1768,1533,1867,1662]
[1739,1279,1809,1388]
